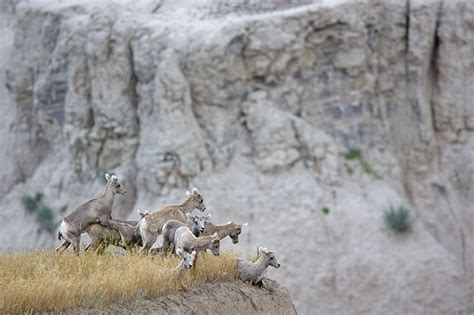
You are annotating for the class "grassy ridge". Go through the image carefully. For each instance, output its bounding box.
[0,250,237,313]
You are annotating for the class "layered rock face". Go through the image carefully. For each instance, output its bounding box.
[1,0,473,314]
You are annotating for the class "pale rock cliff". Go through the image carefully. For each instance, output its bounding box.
[0,0,473,314]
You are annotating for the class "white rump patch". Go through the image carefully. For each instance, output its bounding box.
[59,220,69,237]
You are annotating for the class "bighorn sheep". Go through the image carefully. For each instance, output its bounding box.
[175,248,197,272]
[203,221,248,243]
[236,247,281,285]
[161,213,212,255]
[84,210,149,253]
[174,226,220,257]
[56,173,127,254]
[138,188,206,254]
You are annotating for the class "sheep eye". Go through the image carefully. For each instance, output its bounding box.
[117,184,121,188]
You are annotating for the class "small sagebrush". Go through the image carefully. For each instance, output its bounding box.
[384,205,412,233]
[0,251,237,313]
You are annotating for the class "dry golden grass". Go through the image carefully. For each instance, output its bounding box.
[0,250,237,313]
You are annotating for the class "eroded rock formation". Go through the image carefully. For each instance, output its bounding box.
[1,0,473,313]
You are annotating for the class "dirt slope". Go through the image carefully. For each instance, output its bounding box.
[75,279,297,315]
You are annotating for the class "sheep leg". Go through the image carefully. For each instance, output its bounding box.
[55,240,70,253]
[139,230,157,255]
[161,235,172,255]
[70,234,81,255]
[96,241,108,254]
[85,237,99,252]
[139,238,157,255]
[99,216,130,232]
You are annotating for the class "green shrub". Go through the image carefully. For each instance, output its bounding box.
[343,148,382,179]
[36,206,54,232]
[384,205,412,233]
[21,195,36,213]
[20,193,55,233]
[343,148,362,160]
[321,207,330,215]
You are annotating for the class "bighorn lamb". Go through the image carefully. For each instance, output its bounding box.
[175,248,197,272]
[161,213,212,255]
[203,221,248,243]
[174,226,220,257]
[138,188,206,254]
[236,247,281,285]
[85,210,148,253]
[56,173,127,254]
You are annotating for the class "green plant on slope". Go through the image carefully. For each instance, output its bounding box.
[321,207,330,215]
[36,205,54,232]
[344,148,362,160]
[384,205,412,233]
[21,195,36,213]
[343,148,382,179]
[20,193,55,233]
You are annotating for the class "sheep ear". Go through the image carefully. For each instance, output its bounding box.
[176,248,182,256]
[186,190,191,196]
[105,173,111,181]
[206,213,212,219]
[192,188,199,195]
[111,175,117,182]
[186,213,193,220]
[212,232,218,238]
[258,247,269,254]
[192,250,197,256]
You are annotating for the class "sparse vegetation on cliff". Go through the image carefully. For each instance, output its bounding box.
[0,251,237,313]
[384,205,412,233]
[343,148,382,179]
[20,193,54,232]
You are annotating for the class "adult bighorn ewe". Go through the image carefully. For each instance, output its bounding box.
[56,173,127,254]
[203,221,248,244]
[236,247,281,286]
[138,188,206,254]
[161,213,212,255]
[85,210,148,253]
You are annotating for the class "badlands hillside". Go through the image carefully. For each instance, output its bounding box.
[0,0,473,314]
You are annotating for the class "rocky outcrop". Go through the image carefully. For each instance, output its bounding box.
[1,0,473,314]
[76,279,296,315]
